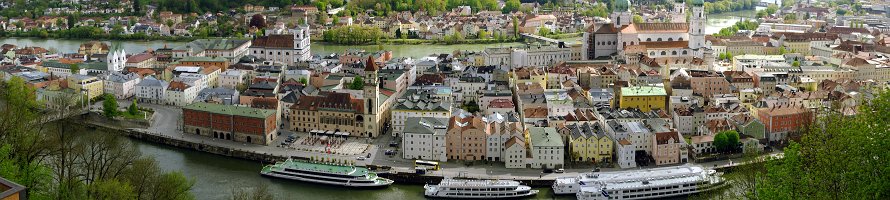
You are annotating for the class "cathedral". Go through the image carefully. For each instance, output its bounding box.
[582,0,715,74]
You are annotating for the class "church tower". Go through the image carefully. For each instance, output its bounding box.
[689,0,706,50]
[672,0,686,23]
[362,56,380,138]
[610,0,632,28]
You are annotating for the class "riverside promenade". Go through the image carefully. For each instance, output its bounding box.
[87,101,779,183]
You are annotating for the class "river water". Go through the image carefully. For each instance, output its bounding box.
[126,131,568,200]
[6,12,753,198]
[0,11,753,59]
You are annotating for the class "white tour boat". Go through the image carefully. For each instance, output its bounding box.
[260,159,393,187]
[552,164,726,200]
[424,178,539,199]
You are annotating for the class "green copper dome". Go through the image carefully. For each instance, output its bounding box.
[692,0,704,6]
[614,0,630,12]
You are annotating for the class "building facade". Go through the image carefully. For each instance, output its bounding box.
[402,117,449,162]
[183,102,277,145]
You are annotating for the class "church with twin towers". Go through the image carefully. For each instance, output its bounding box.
[583,0,714,73]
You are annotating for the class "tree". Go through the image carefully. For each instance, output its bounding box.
[477,30,489,39]
[502,0,520,13]
[713,130,739,153]
[779,45,787,55]
[349,76,364,90]
[511,16,519,38]
[783,13,797,22]
[792,60,800,67]
[102,94,118,118]
[299,77,308,85]
[633,15,644,24]
[538,27,551,37]
[836,9,848,16]
[751,88,890,199]
[127,101,139,116]
[69,64,80,75]
[462,101,480,113]
[232,183,274,200]
[713,132,728,153]
[756,10,768,18]
[133,0,142,14]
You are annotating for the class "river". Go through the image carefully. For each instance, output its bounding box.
[0,10,754,59]
[121,130,569,200]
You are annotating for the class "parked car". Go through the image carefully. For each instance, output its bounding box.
[389,141,399,147]
[542,169,554,173]
[356,156,366,161]
[555,168,565,173]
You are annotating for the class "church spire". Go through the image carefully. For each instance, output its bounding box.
[364,56,378,71]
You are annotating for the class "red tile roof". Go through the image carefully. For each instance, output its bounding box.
[251,35,295,49]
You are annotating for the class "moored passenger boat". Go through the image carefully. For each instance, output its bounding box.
[424,178,539,199]
[260,159,393,187]
[552,164,726,200]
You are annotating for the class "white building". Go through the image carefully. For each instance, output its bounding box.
[504,136,527,168]
[164,80,198,106]
[482,44,572,68]
[455,76,489,102]
[249,25,311,65]
[616,139,636,168]
[606,121,653,152]
[390,89,452,136]
[218,69,247,89]
[135,76,168,104]
[527,127,564,169]
[544,89,574,117]
[106,48,126,72]
[486,119,524,162]
[401,117,449,162]
[103,72,140,99]
[172,39,251,63]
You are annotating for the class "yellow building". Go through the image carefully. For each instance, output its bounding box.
[563,122,613,163]
[512,67,547,89]
[78,41,110,56]
[67,75,104,100]
[619,86,667,112]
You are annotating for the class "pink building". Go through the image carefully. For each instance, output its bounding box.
[446,115,490,161]
[652,131,684,166]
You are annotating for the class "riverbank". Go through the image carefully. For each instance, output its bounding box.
[2,31,200,42]
[313,38,523,46]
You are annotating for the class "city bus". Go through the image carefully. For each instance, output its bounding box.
[414,160,440,170]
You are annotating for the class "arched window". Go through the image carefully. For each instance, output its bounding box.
[668,38,674,41]
[646,38,652,42]
[650,52,655,56]
[661,51,666,55]
[672,51,677,55]
[683,50,688,55]
[657,38,663,41]
[678,37,684,41]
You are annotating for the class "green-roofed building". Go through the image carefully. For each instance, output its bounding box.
[182,102,278,145]
[42,60,109,75]
[175,39,251,63]
[526,127,564,169]
[619,86,668,112]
